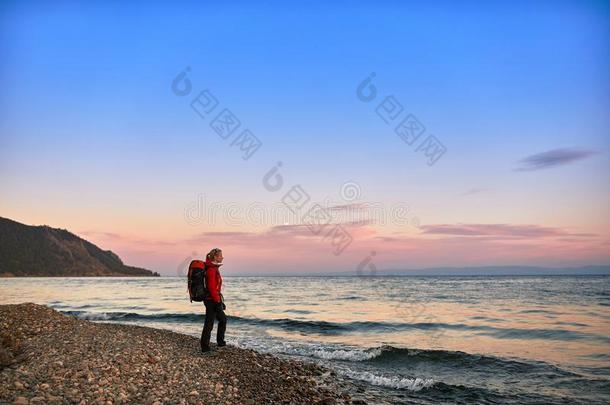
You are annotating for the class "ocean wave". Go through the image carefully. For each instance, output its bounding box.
[49,303,96,310]
[309,346,384,361]
[337,368,435,391]
[229,339,573,379]
[61,310,403,332]
[230,339,384,362]
[65,311,114,320]
[338,295,363,300]
[280,309,314,315]
[274,343,581,379]
[61,310,610,344]
[62,310,204,322]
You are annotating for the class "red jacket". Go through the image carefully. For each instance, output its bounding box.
[204,259,223,303]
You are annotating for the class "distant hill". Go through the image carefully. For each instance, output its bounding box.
[0,217,159,277]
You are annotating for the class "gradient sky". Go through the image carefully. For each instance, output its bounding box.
[1,0,609,275]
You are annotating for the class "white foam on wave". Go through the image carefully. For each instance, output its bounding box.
[309,347,384,361]
[223,339,437,392]
[338,369,435,391]
[65,311,111,320]
[231,338,384,362]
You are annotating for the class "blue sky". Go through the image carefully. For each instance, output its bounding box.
[1,1,609,274]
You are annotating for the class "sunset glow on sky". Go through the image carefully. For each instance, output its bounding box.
[1,1,609,274]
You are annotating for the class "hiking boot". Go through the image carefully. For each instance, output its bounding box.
[217,341,226,347]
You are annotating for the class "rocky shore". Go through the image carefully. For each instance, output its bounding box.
[0,303,356,404]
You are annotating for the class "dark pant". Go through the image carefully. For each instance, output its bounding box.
[200,300,226,350]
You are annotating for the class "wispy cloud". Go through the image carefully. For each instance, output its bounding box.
[419,223,596,239]
[515,148,598,171]
[267,219,374,237]
[187,219,376,247]
[327,203,370,212]
[79,230,178,247]
[80,230,123,240]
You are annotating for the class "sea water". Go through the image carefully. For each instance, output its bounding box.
[1,275,609,404]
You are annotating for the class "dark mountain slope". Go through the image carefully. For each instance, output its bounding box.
[0,217,159,277]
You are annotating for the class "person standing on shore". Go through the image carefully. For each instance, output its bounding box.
[201,248,227,353]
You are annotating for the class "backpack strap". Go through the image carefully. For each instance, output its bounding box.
[187,265,193,303]
[203,262,208,289]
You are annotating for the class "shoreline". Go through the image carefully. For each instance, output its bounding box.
[0,303,355,404]
[0,274,159,278]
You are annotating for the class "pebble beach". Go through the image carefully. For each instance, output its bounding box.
[0,303,355,405]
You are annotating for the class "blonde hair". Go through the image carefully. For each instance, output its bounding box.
[206,248,222,261]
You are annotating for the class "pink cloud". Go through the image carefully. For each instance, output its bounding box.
[78,221,609,274]
[419,223,596,239]
[327,203,371,212]
[79,230,179,246]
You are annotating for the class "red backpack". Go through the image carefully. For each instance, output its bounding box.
[187,260,207,302]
